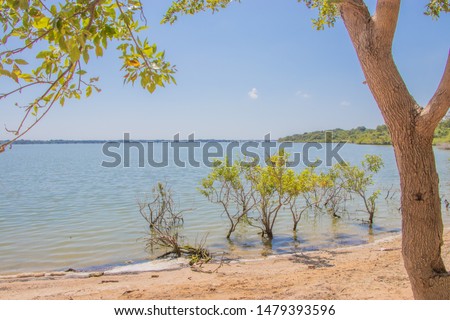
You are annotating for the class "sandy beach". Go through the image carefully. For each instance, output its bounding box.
[0,230,449,300]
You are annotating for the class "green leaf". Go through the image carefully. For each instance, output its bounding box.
[147,82,156,93]
[14,59,28,65]
[83,50,90,64]
[69,46,80,62]
[36,51,48,59]
[33,16,50,29]
[95,45,103,57]
[59,36,68,51]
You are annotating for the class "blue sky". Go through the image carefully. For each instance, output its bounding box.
[1,0,449,140]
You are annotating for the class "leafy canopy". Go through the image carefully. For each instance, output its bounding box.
[0,0,176,151]
[162,0,449,30]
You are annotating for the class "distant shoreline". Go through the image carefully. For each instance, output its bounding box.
[3,140,450,149]
[278,121,450,146]
[1,139,254,145]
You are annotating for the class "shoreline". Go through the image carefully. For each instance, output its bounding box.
[1,229,448,300]
[0,227,403,278]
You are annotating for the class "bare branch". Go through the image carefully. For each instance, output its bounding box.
[0,64,75,150]
[373,0,401,50]
[0,29,51,57]
[417,51,450,136]
[0,80,53,100]
[38,0,51,13]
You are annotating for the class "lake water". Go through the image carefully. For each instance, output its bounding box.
[1,143,449,274]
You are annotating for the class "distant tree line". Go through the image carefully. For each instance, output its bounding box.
[279,119,450,145]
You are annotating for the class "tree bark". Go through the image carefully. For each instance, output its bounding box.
[339,0,450,299]
[396,133,450,299]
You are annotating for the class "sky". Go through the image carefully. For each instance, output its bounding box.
[1,0,450,140]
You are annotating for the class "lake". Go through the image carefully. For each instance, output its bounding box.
[0,143,449,274]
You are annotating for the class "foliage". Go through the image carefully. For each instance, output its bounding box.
[300,0,339,30]
[279,120,450,145]
[200,152,307,239]
[282,167,309,231]
[161,0,340,30]
[433,118,450,144]
[426,0,450,18]
[184,241,212,266]
[334,155,384,224]
[201,152,384,239]
[279,125,391,145]
[246,151,292,239]
[163,0,449,29]
[199,158,255,238]
[162,0,238,24]
[0,0,176,152]
[1,0,447,152]
[318,165,349,218]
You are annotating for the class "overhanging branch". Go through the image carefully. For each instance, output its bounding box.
[417,51,450,136]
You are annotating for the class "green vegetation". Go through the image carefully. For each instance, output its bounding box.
[0,0,175,151]
[199,158,255,239]
[279,119,450,145]
[434,118,450,144]
[334,155,384,225]
[199,152,384,241]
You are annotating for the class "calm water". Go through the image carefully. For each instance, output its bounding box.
[0,143,449,274]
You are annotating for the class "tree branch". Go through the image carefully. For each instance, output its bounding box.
[338,0,373,52]
[417,51,450,136]
[338,0,418,130]
[0,29,51,57]
[373,0,400,50]
[115,0,155,73]
[0,80,53,100]
[0,64,75,152]
[86,0,103,31]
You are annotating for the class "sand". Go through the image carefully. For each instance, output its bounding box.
[0,230,449,300]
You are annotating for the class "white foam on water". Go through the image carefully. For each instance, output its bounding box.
[105,258,189,274]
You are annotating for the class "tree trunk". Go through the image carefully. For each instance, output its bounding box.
[368,210,374,226]
[264,227,274,240]
[394,132,450,299]
[359,54,450,300]
[226,223,236,239]
[293,219,299,232]
[339,0,450,299]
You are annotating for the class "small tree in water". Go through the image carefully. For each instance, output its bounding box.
[140,182,210,264]
[139,182,183,229]
[199,159,256,239]
[335,155,384,225]
[246,151,295,239]
[139,182,184,256]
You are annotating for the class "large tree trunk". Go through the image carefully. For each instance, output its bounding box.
[339,0,450,299]
[395,132,449,299]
